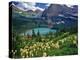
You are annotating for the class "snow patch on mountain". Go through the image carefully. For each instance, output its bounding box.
[12,2,45,11]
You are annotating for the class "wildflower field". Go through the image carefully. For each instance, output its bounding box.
[10,31,78,58]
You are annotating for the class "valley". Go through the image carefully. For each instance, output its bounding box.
[9,1,78,58]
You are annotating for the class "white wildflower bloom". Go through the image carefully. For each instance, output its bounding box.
[20,48,23,52]
[51,43,55,47]
[37,47,39,50]
[48,46,50,49]
[55,42,59,48]
[34,44,37,47]
[15,50,17,53]
[11,50,14,53]
[26,51,28,54]
[73,40,76,44]
[22,56,25,58]
[33,48,36,51]
[74,36,77,39]
[13,52,15,55]
[24,46,28,49]
[44,48,47,50]
[43,52,47,57]
[31,53,34,56]
[26,55,29,58]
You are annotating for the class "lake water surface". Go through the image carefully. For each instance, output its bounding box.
[22,28,56,35]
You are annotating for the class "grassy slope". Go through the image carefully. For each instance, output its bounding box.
[10,32,78,58]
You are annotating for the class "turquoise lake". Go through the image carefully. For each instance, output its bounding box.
[22,28,56,35]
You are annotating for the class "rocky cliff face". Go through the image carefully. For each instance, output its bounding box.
[42,4,78,19]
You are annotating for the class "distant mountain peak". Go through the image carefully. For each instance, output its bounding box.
[42,4,78,19]
[10,1,45,12]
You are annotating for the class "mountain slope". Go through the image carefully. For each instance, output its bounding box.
[42,4,78,19]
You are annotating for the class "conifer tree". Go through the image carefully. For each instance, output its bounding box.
[37,30,41,42]
[32,29,36,38]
